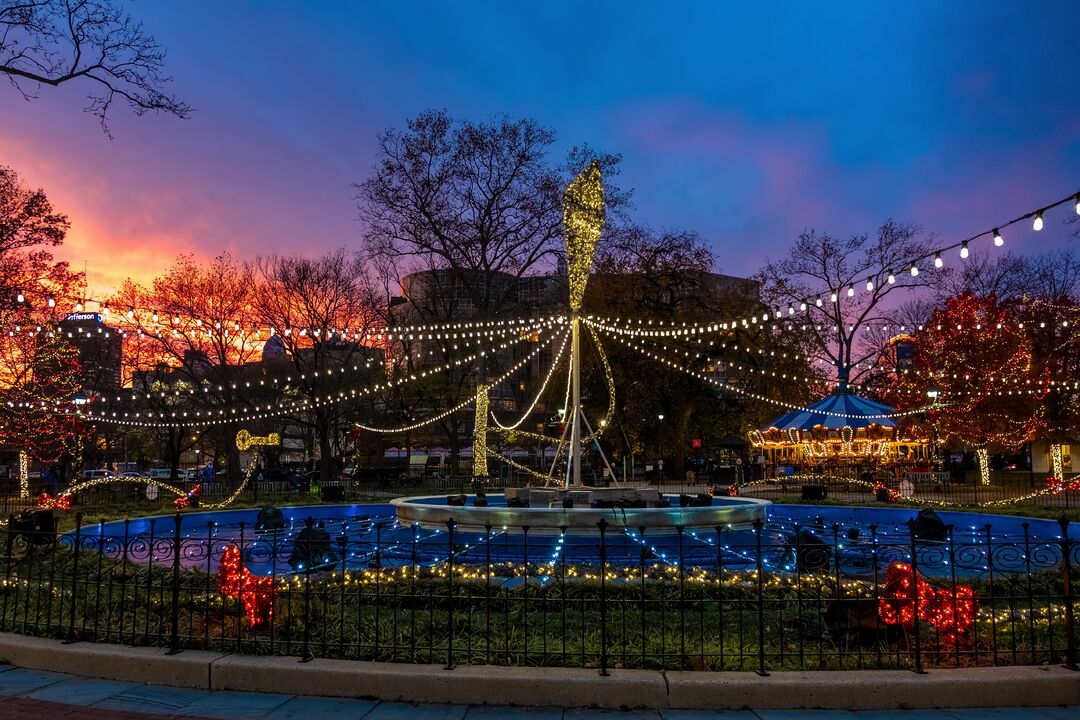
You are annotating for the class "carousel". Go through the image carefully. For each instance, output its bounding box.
[748,387,930,473]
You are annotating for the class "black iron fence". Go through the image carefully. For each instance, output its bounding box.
[1,511,1077,673]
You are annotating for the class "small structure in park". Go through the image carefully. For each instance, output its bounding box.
[749,387,929,473]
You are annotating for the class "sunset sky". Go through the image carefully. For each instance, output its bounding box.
[2,2,1078,300]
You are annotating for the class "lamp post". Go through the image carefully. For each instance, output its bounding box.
[657,414,665,482]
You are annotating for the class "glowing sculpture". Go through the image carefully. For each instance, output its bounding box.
[473,383,489,477]
[235,429,281,452]
[217,545,278,628]
[878,561,977,644]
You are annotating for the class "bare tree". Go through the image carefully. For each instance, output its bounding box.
[250,250,383,485]
[758,221,937,386]
[932,249,1029,304]
[1,0,190,131]
[357,109,624,317]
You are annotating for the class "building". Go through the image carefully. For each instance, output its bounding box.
[59,312,123,395]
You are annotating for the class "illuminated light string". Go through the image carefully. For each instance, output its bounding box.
[354,335,552,434]
[90,316,563,403]
[7,294,568,339]
[93,318,559,407]
[601,328,935,421]
[588,313,1080,344]
[8,188,1079,338]
[737,474,1080,510]
[628,330,1078,398]
[491,330,571,431]
[76,325,558,427]
[490,323,616,446]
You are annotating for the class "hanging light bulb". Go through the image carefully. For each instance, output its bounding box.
[815,298,823,307]
[846,284,855,297]
[47,296,55,307]
[102,304,110,315]
[830,291,838,303]
[934,252,943,269]
[16,292,24,303]
[787,305,795,315]
[75,301,83,312]
[960,240,969,259]
[173,315,180,324]
[126,309,134,318]
[887,270,896,285]
[1075,193,1080,215]
[993,228,1003,246]
[152,312,159,322]
[1033,211,1044,231]
[865,277,874,291]
[910,263,919,277]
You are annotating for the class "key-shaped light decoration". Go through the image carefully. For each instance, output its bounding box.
[235,429,281,452]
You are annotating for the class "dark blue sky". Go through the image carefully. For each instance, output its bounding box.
[1,2,1077,293]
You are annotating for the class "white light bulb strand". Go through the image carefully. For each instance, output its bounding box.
[354,336,549,434]
[490,329,571,430]
[76,322,556,427]
[600,327,936,421]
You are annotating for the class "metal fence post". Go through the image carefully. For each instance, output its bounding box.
[906,519,924,674]
[301,518,313,662]
[168,512,183,654]
[66,513,83,643]
[445,518,456,670]
[1059,516,1077,670]
[754,518,768,676]
[598,518,609,676]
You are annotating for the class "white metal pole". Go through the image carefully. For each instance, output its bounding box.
[570,314,582,488]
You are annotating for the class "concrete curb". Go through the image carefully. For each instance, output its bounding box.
[0,633,1077,710]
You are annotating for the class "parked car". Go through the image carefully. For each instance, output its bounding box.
[81,469,113,482]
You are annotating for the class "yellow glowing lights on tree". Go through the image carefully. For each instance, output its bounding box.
[975,448,990,486]
[1050,443,1064,482]
[563,160,605,311]
[473,384,489,477]
[18,450,28,499]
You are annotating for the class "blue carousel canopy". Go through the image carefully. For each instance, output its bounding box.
[763,390,897,431]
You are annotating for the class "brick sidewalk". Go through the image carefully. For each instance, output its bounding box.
[5,696,200,720]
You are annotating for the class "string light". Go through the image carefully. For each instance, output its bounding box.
[1033,211,1044,231]
[887,270,896,285]
[847,284,855,297]
[993,228,1003,246]
[865,277,874,292]
[960,240,969,259]
[355,337,550,433]
[910,263,919,277]
[491,330,570,430]
[934,252,943,269]
[1075,193,1080,215]
[599,326,932,420]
